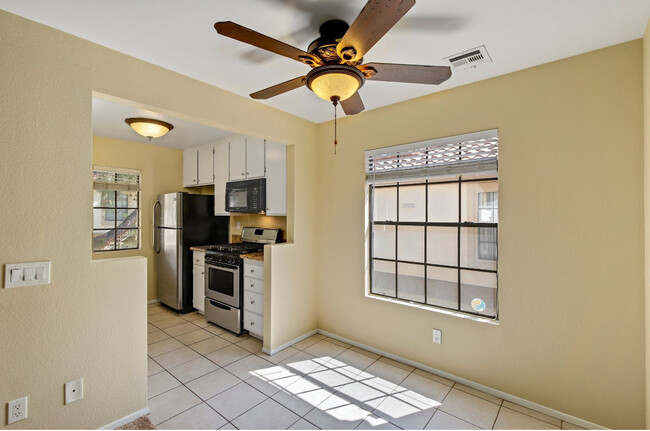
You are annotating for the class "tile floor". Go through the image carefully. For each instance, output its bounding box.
[147,303,586,430]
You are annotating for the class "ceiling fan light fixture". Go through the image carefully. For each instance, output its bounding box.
[306,64,365,103]
[125,117,174,140]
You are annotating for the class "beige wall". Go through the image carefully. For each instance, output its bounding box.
[92,136,186,301]
[0,10,318,429]
[643,17,650,428]
[315,41,645,429]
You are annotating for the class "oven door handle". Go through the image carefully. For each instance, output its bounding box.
[209,300,231,310]
[206,262,239,272]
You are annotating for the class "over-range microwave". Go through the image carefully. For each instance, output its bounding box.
[225,178,266,213]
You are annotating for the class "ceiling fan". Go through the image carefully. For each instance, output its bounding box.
[214,0,452,116]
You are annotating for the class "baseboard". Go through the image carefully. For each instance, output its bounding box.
[147,299,159,305]
[100,406,150,430]
[318,329,606,430]
[262,329,318,355]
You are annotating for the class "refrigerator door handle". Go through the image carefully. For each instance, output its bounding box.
[153,200,161,253]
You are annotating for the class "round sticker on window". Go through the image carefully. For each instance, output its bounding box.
[471,298,486,312]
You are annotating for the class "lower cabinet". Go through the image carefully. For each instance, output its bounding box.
[192,251,205,314]
[243,259,264,339]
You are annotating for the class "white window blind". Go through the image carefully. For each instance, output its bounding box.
[93,166,141,191]
[366,129,498,181]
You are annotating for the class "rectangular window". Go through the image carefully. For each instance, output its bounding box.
[93,167,141,252]
[366,130,498,319]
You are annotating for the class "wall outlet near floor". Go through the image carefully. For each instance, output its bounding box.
[7,396,28,424]
[65,378,83,405]
[432,328,442,344]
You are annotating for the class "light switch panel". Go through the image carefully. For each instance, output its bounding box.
[4,262,50,288]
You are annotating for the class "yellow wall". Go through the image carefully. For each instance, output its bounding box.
[643,17,650,428]
[0,10,318,429]
[315,41,645,429]
[92,136,186,301]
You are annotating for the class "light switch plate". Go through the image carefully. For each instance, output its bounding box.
[65,378,83,404]
[432,329,442,344]
[4,262,50,288]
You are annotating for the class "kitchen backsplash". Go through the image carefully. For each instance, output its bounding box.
[230,214,287,242]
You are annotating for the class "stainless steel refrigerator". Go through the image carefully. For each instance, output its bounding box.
[153,192,229,313]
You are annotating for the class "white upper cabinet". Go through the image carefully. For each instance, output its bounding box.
[213,139,230,216]
[197,143,214,185]
[183,147,198,187]
[265,141,286,216]
[229,135,247,181]
[246,137,266,179]
[184,143,214,187]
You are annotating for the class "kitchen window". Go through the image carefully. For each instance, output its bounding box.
[366,130,499,319]
[92,166,141,252]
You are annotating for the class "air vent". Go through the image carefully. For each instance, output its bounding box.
[444,45,491,70]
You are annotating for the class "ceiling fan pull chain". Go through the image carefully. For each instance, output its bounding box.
[331,96,339,155]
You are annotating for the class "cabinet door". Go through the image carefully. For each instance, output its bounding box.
[229,135,247,181]
[265,140,286,215]
[197,143,214,185]
[192,264,205,313]
[246,137,266,179]
[213,139,230,216]
[183,148,198,187]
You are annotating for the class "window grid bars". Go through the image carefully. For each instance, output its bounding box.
[369,177,498,318]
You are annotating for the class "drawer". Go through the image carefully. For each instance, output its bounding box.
[193,251,205,265]
[243,290,263,315]
[243,276,264,295]
[244,260,264,280]
[243,311,263,337]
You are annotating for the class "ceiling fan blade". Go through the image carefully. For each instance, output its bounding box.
[340,92,365,115]
[215,21,320,66]
[337,0,416,63]
[250,76,306,100]
[360,62,451,85]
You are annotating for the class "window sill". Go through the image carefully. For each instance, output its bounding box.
[366,293,499,326]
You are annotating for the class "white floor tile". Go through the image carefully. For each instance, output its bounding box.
[378,357,414,373]
[225,354,276,381]
[220,331,251,343]
[425,410,480,430]
[256,346,301,364]
[304,340,349,358]
[148,330,171,345]
[186,368,242,400]
[289,418,321,429]
[438,388,500,429]
[355,415,402,430]
[148,371,181,399]
[237,336,264,353]
[232,398,300,430]
[332,349,378,373]
[157,402,227,430]
[174,328,214,345]
[363,361,411,391]
[190,335,231,355]
[205,324,227,335]
[147,386,202,425]
[207,381,268,421]
[292,335,324,351]
[494,406,560,430]
[153,316,187,329]
[272,377,334,417]
[372,392,438,430]
[154,346,202,369]
[163,321,201,337]
[412,368,454,387]
[501,401,561,427]
[148,338,184,357]
[167,356,219,384]
[148,357,164,377]
[303,393,373,430]
[393,373,451,404]
[453,383,502,405]
[206,344,251,367]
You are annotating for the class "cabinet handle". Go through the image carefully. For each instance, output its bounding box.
[201,272,204,275]
[246,172,250,175]
[250,321,255,326]
[241,172,245,176]
[250,299,255,304]
[250,283,254,288]
[250,269,254,273]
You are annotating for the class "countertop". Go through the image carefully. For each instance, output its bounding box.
[242,252,264,261]
[190,245,213,252]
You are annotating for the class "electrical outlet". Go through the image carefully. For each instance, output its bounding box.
[432,328,442,344]
[65,378,83,404]
[7,396,27,424]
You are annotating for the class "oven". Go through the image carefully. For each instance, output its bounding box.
[205,260,240,307]
[204,253,243,335]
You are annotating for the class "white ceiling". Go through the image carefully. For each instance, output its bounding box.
[92,97,234,149]
[3,0,650,126]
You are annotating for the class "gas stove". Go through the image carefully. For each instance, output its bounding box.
[203,227,281,335]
